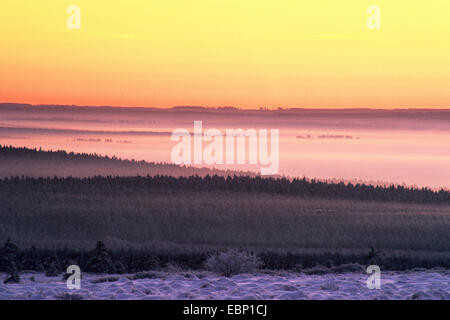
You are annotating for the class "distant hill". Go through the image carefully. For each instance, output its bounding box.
[1,145,449,204]
[0,145,258,178]
[2,102,450,122]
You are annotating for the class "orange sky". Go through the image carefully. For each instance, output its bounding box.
[1,0,449,109]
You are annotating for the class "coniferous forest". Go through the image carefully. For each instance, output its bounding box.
[0,146,449,274]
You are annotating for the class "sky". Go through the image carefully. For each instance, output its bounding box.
[1,0,449,109]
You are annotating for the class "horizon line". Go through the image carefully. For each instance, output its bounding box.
[1,101,450,111]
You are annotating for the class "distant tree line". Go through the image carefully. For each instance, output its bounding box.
[0,144,165,166]
[0,145,258,177]
[3,145,448,205]
[1,174,449,204]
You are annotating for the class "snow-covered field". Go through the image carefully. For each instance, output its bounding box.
[0,271,449,300]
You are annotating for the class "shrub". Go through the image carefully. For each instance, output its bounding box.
[92,276,119,284]
[166,262,186,273]
[320,281,339,291]
[128,272,158,280]
[55,293,84,300]
[302,265,332,275]
[331,263,365,273]
[205,250,261,277]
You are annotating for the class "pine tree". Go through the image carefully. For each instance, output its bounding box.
[88,241,116,274]
[45,254,60,277]
[1,238,21,283]
[1,238,19,273]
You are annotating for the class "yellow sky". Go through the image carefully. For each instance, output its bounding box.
[0,0,449,108]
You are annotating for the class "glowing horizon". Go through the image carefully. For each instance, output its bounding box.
[1,0,449,109]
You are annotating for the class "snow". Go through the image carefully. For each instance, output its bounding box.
[0,271,448,300]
